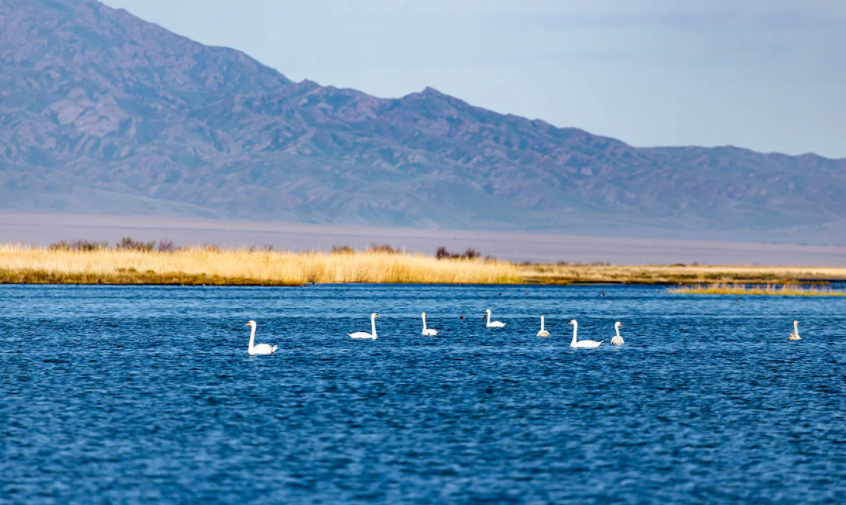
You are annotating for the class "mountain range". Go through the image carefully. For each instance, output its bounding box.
[1,0,844,244]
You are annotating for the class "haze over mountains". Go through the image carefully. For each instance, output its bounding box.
[1,0,844,244]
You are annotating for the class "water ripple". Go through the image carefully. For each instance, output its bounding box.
[0,285,844,504]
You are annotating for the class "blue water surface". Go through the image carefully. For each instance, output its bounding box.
[1,284,844,504]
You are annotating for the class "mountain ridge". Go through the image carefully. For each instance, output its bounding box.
[1,0,844,245]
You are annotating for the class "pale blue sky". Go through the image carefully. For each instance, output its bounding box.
[102,0,846,158]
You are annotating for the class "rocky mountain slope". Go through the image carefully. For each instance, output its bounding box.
[1,0,844,244]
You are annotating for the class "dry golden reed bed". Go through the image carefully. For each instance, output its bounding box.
[2,244,846,286]
[0,244,520,285]
[670,283,846,296]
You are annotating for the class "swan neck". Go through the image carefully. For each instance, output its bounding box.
[486,311,491,325]
[571,323,578,344]
[794,321,799,335]
[371,314,377,337]
[540,316,545,331]
[615,325,620,338]
[422,313,427,330]
[248,325,256,351]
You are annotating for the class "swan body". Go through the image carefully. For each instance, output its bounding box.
[611,322,624,345]
[537,315,550,337]
[421,312,438,336]
[568,319,602,348]
[245,320,277,355]
[484,309,506,328]
[349,313,379,340]
[788,320,801,341]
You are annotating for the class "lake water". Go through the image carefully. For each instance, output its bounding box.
[1,285,844,504]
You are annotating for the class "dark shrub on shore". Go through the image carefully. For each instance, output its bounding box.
[463,248,481,260]
[369,243,398,254]
[48,239,109,252]
[156,240,175,252]
[331,245,355,254]
[435,246,488,260]
[116,237,156,252]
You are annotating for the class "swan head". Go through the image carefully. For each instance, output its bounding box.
[372,313,380,319]
[615,322,623,329]
[485,309,491,314]
[422,312,427,316]
[568,319,577,325]
[245,320,256,328]
[793,320,799,325]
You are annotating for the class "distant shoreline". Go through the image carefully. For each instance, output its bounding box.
[2,244,845,288]
[3,212,846,267]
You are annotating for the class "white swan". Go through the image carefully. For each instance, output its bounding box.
[484,309,505,328]
[568,319,602,348]
[245,320,277,355]
[788,319,801,341]
[421,312,438,336]
[349,313,379,340]
[537,315,550,337]
[611,322,624,345]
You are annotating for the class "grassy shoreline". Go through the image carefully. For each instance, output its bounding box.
[517,263,846,285]
[1,244,846,286]
[670,283,846,296]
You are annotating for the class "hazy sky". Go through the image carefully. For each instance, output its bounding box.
[102,0,846,158]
